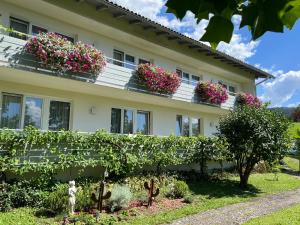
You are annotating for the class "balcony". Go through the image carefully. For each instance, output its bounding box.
[0,33,236,110]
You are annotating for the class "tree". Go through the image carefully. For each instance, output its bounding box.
[165,0,300,48]
[292,105,300,122]
[218,106,290,188]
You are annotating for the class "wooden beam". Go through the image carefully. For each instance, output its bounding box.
[129,19,142,24]
[188,45,199,49]
[96,4,108,11]
[168,36,179,40]
[156,31,168,36]
[113,13,126,18]
[75,0,84,2]
[178,40,189,45]
[143,25,155,30]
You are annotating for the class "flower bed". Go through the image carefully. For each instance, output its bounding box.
[137,64,181,94]
[235,92,262,107]
[25,33,106,80]
[195,81,228,104]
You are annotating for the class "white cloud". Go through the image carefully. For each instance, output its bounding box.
[259,70,300,107]
[110,0,259,61]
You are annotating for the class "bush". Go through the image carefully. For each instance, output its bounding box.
[75,184,94,211]
[108,184,132,212]
[43,183,68,213]
[166,180,189,199]
[183,193,194,204]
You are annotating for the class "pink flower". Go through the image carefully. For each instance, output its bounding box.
[195,81,228,104]
[236,93,262,107]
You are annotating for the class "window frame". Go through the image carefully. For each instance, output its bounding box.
[0,91,72,130]
[218,80,238,96]
[110,107,151,135]
[176,68,201,85]
[9,17,29,40]
[176,114,202,137]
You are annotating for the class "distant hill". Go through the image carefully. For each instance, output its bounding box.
[270,107,295,119]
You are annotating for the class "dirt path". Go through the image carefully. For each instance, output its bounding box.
[166,188,300,225]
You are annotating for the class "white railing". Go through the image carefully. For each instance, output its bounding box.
[0,32,236,109]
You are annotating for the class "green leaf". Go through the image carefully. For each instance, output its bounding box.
[280,0,300,29]
[200,16,234,48]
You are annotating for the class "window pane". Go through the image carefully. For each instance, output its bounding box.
[0,94,22,129]
[137,111,150,134]
[138,59,150,65]
[182,72,189,84]
[176,69,182,78]
[229,86,236,95]
[32,25,47,36]
[123,109,133,134]
[9,17,29,40]
[111,108,121,133]
[55,32,74,43]
[48,101,70,131]
[113,50,124,67]
[24,97,43,129]
[125,54,135,69]
[182,116,189,136]
[176,115,182,136]
[192,118,200,136]
[191,75,200,86]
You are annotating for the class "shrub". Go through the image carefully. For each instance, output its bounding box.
[235,92,262,108]
[195,81,228,104]
[75,185,94,211]
[183,193,194,204]
[25,33,106,79]
[43,183,68,213]
[0,184,12,212]
[137,63,181,94]
[166,180,189,199]
[108,184,132,212]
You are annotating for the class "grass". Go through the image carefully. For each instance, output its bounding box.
[244,204,300,225]
[1,173,300,225]
[288,122,300,139]
[283,156,299,172]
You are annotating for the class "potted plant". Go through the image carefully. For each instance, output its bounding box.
[136,63,181,95]
[195,81,228,105]
[235,92,262,107]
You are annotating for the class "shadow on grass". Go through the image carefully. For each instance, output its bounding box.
[188,179,261,199]
[34,208,57,218]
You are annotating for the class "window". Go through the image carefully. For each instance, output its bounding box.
[111,108,121,133]
[138,58,150,65]
[176,69,182,78]
[123,109,134,134]
[9,17,29,40]
[48,101,70,131]
[182,72,190,84]
[137,110,150,134]
[113,49,124,67]
[24,97,43,129]
[55,32,74,43]
[191,75,200,85]
[110,108,151,134]
[176,115,201,137]
[0,93,22,129]
[218,80,237,96]
[125,54,135,69]
[32,25,47,36]
[191,118,200,136]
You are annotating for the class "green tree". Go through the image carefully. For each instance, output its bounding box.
[166,0,300,48]
[218,106,290,188]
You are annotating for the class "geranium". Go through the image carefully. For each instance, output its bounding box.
[25,33,106,80]
[195,81,228,104]
[236,92,262,108]
[137,64,181,94]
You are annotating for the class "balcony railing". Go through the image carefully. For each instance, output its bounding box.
[0,33,236,109]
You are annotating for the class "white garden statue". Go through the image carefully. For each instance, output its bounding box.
[68,180,77,215]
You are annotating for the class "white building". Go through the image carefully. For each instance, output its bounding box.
[0,0,271,137]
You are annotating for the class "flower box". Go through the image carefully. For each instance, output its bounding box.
[235,93,262,107]
[137,64,181,95]
[25,33,106,80]
[195,81,228,105]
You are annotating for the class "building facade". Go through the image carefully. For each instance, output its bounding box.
[0,0,271,137]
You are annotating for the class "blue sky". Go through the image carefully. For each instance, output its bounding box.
[111,0,300,107]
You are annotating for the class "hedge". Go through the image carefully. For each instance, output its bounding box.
[0,126,228,175]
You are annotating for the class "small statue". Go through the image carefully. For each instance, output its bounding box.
[68,180,77,215]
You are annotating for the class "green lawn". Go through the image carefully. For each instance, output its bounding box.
[283,156,299,172]
[244,204,300,225]
[1,173,300,225]
[288,122,300,139]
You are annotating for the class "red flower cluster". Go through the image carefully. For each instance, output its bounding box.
[236,92,262,108]
[195,81,228,104]
[137,64,181,94]
[25,33,106,79]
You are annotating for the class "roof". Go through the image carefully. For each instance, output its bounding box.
[81,0,273,79]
